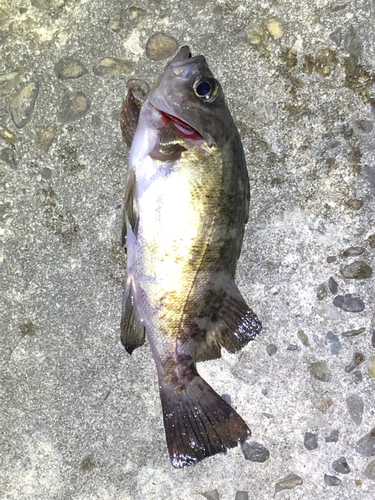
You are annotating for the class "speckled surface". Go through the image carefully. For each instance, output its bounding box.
[1,1,374,499]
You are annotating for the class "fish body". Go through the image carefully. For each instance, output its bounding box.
[120,46,261,468]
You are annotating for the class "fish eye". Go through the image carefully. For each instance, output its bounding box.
[193,77,218,103]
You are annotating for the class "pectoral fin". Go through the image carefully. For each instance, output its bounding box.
[122,170,139,246]
[120,89,142,147]
[121,276,145,354]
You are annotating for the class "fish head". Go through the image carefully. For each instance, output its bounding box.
[149,46,235,147]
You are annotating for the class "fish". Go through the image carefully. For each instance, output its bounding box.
[120,46,262,468]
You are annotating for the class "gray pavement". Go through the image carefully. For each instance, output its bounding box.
[1,1,374,499]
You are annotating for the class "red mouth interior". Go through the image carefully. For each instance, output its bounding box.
[160,111,202,141]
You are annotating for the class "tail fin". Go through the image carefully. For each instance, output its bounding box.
[160,375,250,468]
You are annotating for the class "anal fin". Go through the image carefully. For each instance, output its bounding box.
[121,277,145,354]
[160,374,250,468]
[194,279,262,361]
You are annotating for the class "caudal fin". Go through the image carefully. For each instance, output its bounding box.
[160,375,250,468]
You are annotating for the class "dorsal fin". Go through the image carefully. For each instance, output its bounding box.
[120,89,142,147]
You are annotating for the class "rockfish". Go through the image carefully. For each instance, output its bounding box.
[120,46,261,468]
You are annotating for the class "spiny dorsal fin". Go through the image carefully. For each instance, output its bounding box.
[120,89,142,147]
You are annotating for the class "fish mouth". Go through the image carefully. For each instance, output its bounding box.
[158,109,203,141]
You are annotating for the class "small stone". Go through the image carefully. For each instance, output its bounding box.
[261,388,268,396]
[330,2,348,11]
[235,492,248,500]
[0,124,18,145]
[0,148,17,168]
[346,394,364,425]
[287,344,298,351]
[326,331,341,355]
[354,120,373,133]
[37,124,57,152]
[80,454,96,471]
[0,9,9,26]
[368,234,375,248]
[327,255,337,263]
[342,327,366,337]
[128,6,147,21]
[19,321,36,337]
[364,460,375,480]
[332,456,351,474]
[10,82,39,128]
[345,352,365,373]
[325,430,339,442]
[352,371,363,384]
[0,202,11,220]
[244,24,269,45]
[341,246,365,258]
[126,79,150,102]
[57,92,91,123]
[93,58,134,76]
[266,344,277,356]
[329,28,342,46]
[201,490,220,500]
[333,294,365,313]
[275,473,303,492]
[265,19,284,40]
[316,396,333,413]
[317,304,340,320]
[146,33,178,61]
[241,442,270,462]
[304,432,318,450]
[221,393,231,405]
[324,474,341,486]
[262,413,274,419]
[109,17,123,32]
[40,167,52,180]
[368,356,375,377]
[91,115,101,129]
[341,261,372,279]
[54,57,88,80]
[282,48,298,71]
[328,277,338,294]
[308,413,326,428]
[356,428,375,457]
[315,48,337,77]
[345,198,363,210]
[309,361,332,382]
[317,283,328,300]
[0,68,25,94]
[297,329,310,346]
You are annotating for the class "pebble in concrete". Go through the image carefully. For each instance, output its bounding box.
[266,344,277,356]
[317,304,340,320]
[333,294,365,313]
[324,474,341,486]
[146,33,178,61]
[304,432,318,450]
[332,456,351,474]
[10,82,39,128]
[356,428,375,457]
[368,356,375,377]
[93,58,134,76]
[364,460,375,480]
[309,361,332,382]
[54,57,88,80]
[345,352,365,373]
[342,327,365,337]
[126,79,150,102]
[326,331,341,354]
[274,473,303,492]
[340,247,365,258]
[316,283,327,300]
[57,92,91,123]
[341,261,373,279]
[328,277,338,294]
[0,148,17,168]
[0,124,18,145]
[352,371,363,384]
[241,442,270,462]
[325,430,339,443]
[201,490,220,500]
[235,492,248,500]
[37,125,57,152]
[329,28,342,46]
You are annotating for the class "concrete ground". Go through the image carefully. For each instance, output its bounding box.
[1,1,374,499]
